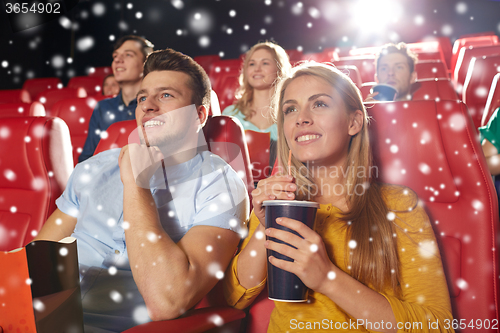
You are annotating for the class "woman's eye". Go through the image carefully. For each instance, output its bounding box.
[313,100,327,108]
[283,106,296,115]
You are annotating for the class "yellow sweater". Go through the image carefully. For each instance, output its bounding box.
[223,185,454,332]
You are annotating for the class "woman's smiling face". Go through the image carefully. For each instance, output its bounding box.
[282,74,361,168]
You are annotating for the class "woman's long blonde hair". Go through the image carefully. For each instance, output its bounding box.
[232,42,292,120]
[274,62,401,296]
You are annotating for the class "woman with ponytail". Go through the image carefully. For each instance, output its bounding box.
[224,62,453,332]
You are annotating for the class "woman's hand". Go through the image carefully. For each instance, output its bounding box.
[265,217,337,295]
[251,175,296,226]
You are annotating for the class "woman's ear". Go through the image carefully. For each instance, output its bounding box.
[348,110,364,136]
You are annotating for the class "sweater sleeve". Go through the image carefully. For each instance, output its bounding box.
[380,198,454,333]
[223,211,267,310]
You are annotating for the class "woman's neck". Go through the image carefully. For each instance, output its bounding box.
[309,161,350,211]
[246,88,275,129]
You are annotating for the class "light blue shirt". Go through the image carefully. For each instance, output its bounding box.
[222,105,278,141]
[56,148,248,271]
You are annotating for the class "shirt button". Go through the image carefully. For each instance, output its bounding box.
[115,250,120,254]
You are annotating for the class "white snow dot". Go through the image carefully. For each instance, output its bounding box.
[108,266,117,275]
[171,0,184,10]
[147,232,158,243]
[209,314,224,327]
[55,218,62,225]
[59,247,68,256]
[387,212,396,221]
[4,169,16,181]
[229,219,238,228]
[31,230,38,237]
[0,126,11,138]
[418,163,431,175]
[244,24,250,30]
[255,231,264,240]
[109,35,115,41]
[110,290,123,303]
[127,3,133,9]
[456,2,467,14]
[419,241,437,258]
[250,250,257,257]
[229,10,236,17]
[260,29,266,35]
[33,299,45,312]
[348,240,357,249]
[389,145,398,153]
[327,271,336,280]
[132,305,150,324]
[107,218,116,227]
[472,199,484,211]
[100,131,109,139]
[135,12,142,19]
[122,221,130,230]
[309,244,318,253]
[51,55,65,69]
[414,15,424,25]
[215,271,224,279]
[456,278,469,290]
[1,60,8,68]
[206,245,213,252]
[10,206,17,213]
[226,28,233,34]
[308,7,320,19]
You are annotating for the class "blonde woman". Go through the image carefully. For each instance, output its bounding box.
[224,63,453,332]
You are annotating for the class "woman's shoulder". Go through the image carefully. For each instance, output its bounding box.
[379,183,419,212]
[222,105,239,115]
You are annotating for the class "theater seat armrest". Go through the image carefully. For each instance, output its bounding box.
[122,306,245,333]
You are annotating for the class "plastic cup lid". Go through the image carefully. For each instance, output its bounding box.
[262,200,319,208]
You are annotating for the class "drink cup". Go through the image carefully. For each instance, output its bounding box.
[371,84,397,101]
[263,200,319,302]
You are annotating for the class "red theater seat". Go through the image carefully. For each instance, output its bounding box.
[49,97,102,165]
[68,76,103,96]
[22,77,62,101]
[463,54,500,129]
[334,56,376,83]
[368,100,499,329]
[245,130,272,183]
[336,65,362,88]
[0,117,73,251]
[0,89,31,104]
[452,34,499,75]
[452,44,500,93]
[359,79,458,101]
[415,60,448,80]
[194,54,221,76]
[87,66,112,78]
[0,102,45,117]
[36,87,87,112]
[482,73,500,126]
[215,73,239,110]
[208,59,242,93]
[302,48,339,63]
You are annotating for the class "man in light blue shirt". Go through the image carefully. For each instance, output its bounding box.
[35,49,249,332]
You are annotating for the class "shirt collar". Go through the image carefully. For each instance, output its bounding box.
[150,153,203,188]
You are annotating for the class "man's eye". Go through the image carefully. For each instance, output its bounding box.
[138,96,146,102]
[161,93,172,98]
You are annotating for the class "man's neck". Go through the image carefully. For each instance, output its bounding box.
[120,80,142,106]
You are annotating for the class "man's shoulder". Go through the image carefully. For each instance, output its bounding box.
[199,151,246,186]
[75,148,121,172]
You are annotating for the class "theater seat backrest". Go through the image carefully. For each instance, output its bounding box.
[208,59,242,93]
[245,130,271,183]
[452,35,499,75]
[68,76,103,96]
[0,102,45,117]
[22,77,62,101]
[453,44,500,93]
[334,56,376,83]
[0,89,31,104]
[216,74,239,110]
[0,117,73,251]
[194,54,221,76]
[336,65,362,88]
[463,55,500,129]
[87,66,112,78]
[415,61,448,80]
[94,116,254,195]
[482,73,500,126]
[36,87,87,113]
[50,97,101,165]
[359,79,458,102]
[368,100,499,329]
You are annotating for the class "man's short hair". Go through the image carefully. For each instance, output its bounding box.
[113,35,154,62]
[143,49,211,110]
[375,42,418,73]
